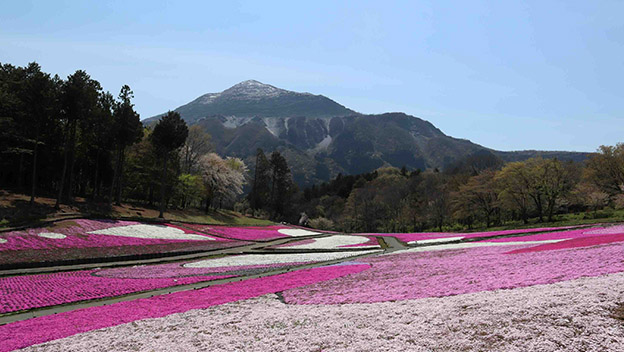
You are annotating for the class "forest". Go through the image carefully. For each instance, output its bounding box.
[2,62,624,232]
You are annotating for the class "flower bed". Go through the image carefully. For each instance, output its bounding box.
[183,224,321,241]
[584,224,624,235]
[0,220,247,266]
[25,273,624,352]
[282,240,624,304]
[270,235,380,249]
[0,240,247,267]
[0,219,227,252]
[0,270,233,314]
[480,227,597,243]
[508,233,624,254]
[0,264,370,352]
[183,251,379,268]
[95,261,315,279]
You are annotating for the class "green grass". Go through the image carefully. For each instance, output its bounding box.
[164,209,274,226]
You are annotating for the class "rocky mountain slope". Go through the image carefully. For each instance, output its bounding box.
[146,80,589,186]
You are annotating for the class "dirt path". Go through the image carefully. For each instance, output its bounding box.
[0,234,330,277]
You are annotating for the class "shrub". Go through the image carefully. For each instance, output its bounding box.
[308,217,335,231]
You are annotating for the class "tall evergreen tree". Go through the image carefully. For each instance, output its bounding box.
[110,85,143,205]
[150,111,188,218]
[55,70,101,208]
[248,148,271,210]
[269,151,295,219]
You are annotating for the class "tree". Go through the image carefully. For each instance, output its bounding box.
[180,125,212,174]
[452,170,499,227]
[248,148,271,210]
[496,160,535,224]
[150,111,188,218]
[87,91,115,199]
[198,153,248,212]
[55,70,102,208]
[536,158,578,222]
[571,182,609,214]
[18,63,60,205]
[420,172,450,231]
[175,173,205,209]
[268,151,296,219]
[110,85,143,205]
[584,144,624,198]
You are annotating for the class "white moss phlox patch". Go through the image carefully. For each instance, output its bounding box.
[0,238,7,244]
[37,232,67,239]
[409,236,465,245]
[394,239,566,254]
[88,224,213,241]
[277,228,322,237]
[183,251,379,268]
[286,235,378,249]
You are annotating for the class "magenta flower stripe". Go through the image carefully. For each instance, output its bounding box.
[507,233,624,254]
[0,270,234,314]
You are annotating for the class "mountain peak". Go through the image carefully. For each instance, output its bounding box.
[222,79,286,99]
[148,80,356,122]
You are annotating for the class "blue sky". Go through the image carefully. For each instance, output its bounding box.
[1,0,622,152]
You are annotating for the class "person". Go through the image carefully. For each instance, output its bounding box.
[298,212,309,227]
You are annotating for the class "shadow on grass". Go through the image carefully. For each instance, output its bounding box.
[0,196,113,229]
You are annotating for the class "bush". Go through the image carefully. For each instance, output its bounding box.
[308,217,335,231]
[583,209,614,219]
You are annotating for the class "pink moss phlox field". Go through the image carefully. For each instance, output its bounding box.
[282,241,624,305]
[184,224,292,241]
[0,219,226,252]
[379,226,577,243]
[0,264,370,352]
[483,227,598,243]
[584,224,624,235]
[508,233,624,254]
[0,270,233,314]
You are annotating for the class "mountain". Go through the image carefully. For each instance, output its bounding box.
[147,80,590,186]
[144,80,355,125]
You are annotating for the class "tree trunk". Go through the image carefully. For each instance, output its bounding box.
[547,200,556,222]
[17,152,24,190]
[109,147,120,204]
[148,182,154,206]
[55,123,72,210]
[115,147,125,205]
[29,138,39,206]
[66,122,78,203]
[92,149,99,200]
[158,156,168,218]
